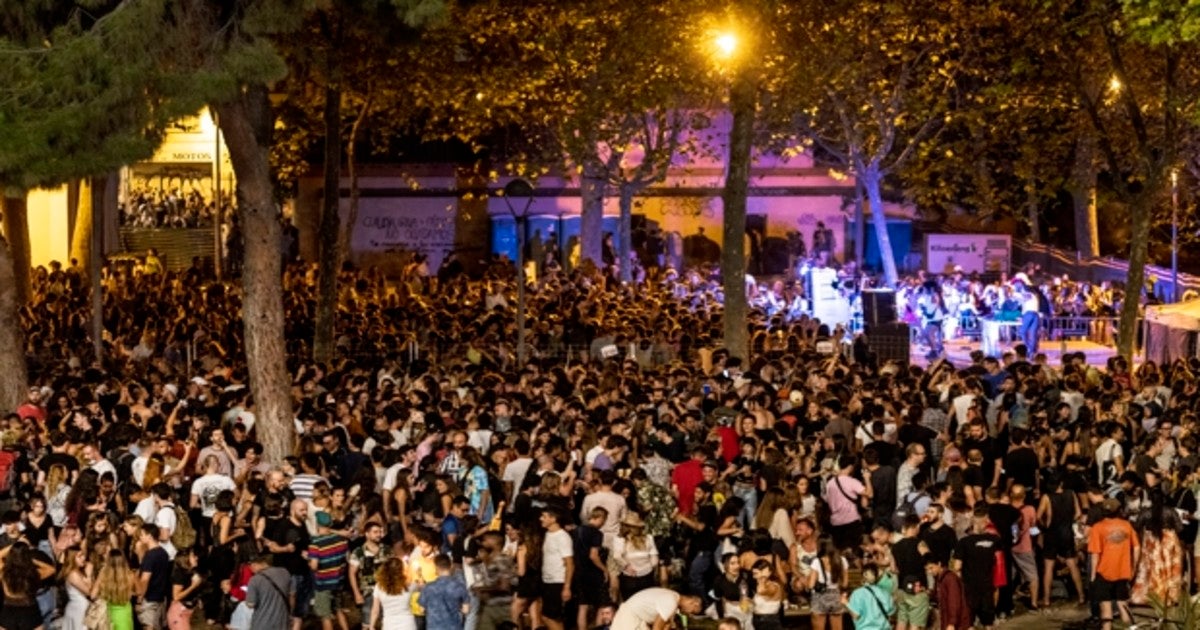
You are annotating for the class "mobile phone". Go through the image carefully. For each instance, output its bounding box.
[702,384,712,395]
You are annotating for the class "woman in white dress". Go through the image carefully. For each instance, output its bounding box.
[368,556,421,630]
[59,546,93,630]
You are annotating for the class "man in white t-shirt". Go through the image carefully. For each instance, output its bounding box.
[611,587,702,630]
[502,440,534,513]
[81,444,117,480]
[579,470,626,547]
[1096,424,1126,488]
[149,483,179,560]
[190,455,236,520]
[539,508,575,630]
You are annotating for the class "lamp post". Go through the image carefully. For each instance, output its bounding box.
[502,178,535,366]
[710,25,754,362]
[1172,169,1179,302]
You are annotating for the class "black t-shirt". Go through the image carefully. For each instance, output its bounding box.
[140,546,172,603]
[868,441,899,468]
[987,503,1021,551]
[574,525,605,580]
[712,570,752,604]
[892,536,925,587]
[963,464,985,490]
[38,452,80,475]
[962,437,996,486]
[919,524,956,565]
[1003,447,1039,491]
[897,424,937,459]
[266,518,311,576]
[954,533,1000,589]
[171,566,202,606]
[690,502,719,554]
[868,466,897,522]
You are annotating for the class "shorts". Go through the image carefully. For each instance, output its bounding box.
[896,590,930,627]
[291,574,313,618]
[1092,576,1131,602]
[542,582,566,620]
[576,573,609,606]
[829,520,864,552]
[137,600,166,630]
[965,585,995,626]
[1012,551,1039,587]
[810,587,844,615]
[312,590,338,619]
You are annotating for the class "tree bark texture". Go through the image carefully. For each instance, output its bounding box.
[617,184,635,283]
[853,180,865,266]
[72,178,94,281]
[1071,138,1099,258]
[1117,196,1151,360]
[863,165,899,287]
[722,72,755,362]
[2,190,31,304]
[0,228,28,414]
[90,177,105,364]
[579,161,605,270]
[216,85,295,466]
[313,84,343,365]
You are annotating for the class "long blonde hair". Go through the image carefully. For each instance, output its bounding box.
[96,550,136,605]
[46,464,68,498]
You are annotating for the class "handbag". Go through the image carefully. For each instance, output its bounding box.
[832,476,869,521]
[85,598,111,630]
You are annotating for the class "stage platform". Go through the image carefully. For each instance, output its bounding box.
[913,338,1121,368]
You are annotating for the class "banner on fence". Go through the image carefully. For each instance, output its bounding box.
[926,233,1011,274]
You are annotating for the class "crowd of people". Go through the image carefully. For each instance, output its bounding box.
[120,189,231,231]
[0,249,1189,630]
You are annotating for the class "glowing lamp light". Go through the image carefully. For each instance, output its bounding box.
[715,32,738,58]
[1108,75,1122,94]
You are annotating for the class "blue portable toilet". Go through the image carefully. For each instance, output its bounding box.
[526,215,560,251]
[491,215,518,263]
[559,216,581,251]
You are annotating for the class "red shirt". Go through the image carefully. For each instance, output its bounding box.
[715,427,739,463]
[936,570,971,630]
[671,459,704,514]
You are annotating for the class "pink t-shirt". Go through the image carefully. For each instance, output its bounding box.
[824,475,864,526]
[1014,504,1037,554]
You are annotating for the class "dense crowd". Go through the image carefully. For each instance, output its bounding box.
[0,252,1188,630]
[120,189,232,231]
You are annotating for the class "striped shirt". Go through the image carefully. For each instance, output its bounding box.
[307,533,349,591]
[290,474,327,501]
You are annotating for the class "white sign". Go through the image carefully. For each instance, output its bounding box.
[925,233,1010,274]
[351,198,457,270]
[810,266,851,327]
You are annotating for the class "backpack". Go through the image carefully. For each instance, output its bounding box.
[0,450,18,497]
[168,503,197,549]
[892,491,925,531]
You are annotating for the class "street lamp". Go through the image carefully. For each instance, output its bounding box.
[1172,169,1179,302]
[501,178,535,366]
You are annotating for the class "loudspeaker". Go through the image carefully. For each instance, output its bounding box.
[862,289,898,326]
[867,322,910,365]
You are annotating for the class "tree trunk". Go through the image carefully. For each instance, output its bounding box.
[1071,138,1099,258]
[2,190,31,304]
[339,91,373,269]
[722,71,755,363]
[1026,188,1041,245]
[72,178,94,281]
[579,161,605,270]
[863,165,899,287]
[1117,195,1151,359]
[0,227,28,413]
[853,179,866,266]
[313,84,342,365]
[617,184,635,283]
[216,86,295,465]
[90,177,106,365]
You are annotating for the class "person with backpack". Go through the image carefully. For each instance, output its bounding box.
[147,483,184,559]
[893,472,931,533]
